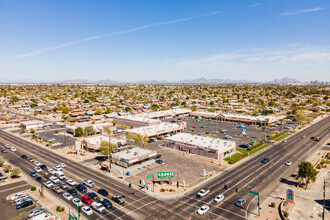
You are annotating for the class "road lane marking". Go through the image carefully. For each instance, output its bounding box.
[114,200,158,220]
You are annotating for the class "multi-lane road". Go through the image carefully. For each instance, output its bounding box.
[0,116,329,219]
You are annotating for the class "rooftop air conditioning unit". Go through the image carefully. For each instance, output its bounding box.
[134,152,138,156]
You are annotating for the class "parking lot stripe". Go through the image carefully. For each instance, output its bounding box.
[0,183,29,193]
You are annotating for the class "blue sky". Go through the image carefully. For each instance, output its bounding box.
[0,0,329,82]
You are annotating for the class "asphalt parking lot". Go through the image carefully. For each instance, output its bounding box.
[184,118,274,145]
[0,180,34,220]
[36,130,76,148]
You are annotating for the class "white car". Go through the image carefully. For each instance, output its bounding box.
[5,144,11,148]
[91,202,106,213]
[84,179,95,188]
[197,205,209,215]
[285,161,292,166]
[33,161,41,166]
[11,192,27,201]
[197,189,210,198]
[49,176,60,184]
[34,167,42,172]
[63,192,73,200]
[10,147,16,151]
[43,181,54,188]
[81,206,93,215]
[53,165,62,171]
[66,179,77,186]
[72,198,82,207]
[27,208,45,218]
[214,194,225,203]
[48,169,55,174]
[59,163,66,168]
[282,139,287,143]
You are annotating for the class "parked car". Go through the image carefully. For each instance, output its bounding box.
[91,202,106,213]
[67,188,78,196]
[10,147,16,151]
[66,179,77,186]
[76,184,87,193]
[84,179,95,188]
[197,205,209,215]
[155,159,163,164]
[34,167,42,172]
[235,198,246,207]
[52,186,63,194]
[101,198,112,208]
[63,192,73,200]
[82,195,93,205]
[30,171,37,177]
[43,181,54,188]
[81,206,93,215]
[111,195,125,204]
[11,192,27,201]
[214,194,225,203]
[16,199,33,209]
[59,181,69,189]
[49,176,60,184]
[88,192,99,200]
[261,158,270,163]
[27,208,45,218]
[72,198,82,207]
[97,189,109,196]
[154,154,161,159]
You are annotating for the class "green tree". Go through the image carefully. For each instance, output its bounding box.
[142,135,149,147]
[30,128,35,134]
[126,132,133,141]
[0,157,5,166]
[129,124,135,129]
[84,126,95,136]
[3,164,12,172]
[99,141,118,155]
[134,134,143,146]
[150,104,159,111]
[298,161,318,189]
[112,121,117,126]
[105,107,111,114]
[74,127,84,137]
[10,167,21,177]
[295,109,308,122]
[95,108,102,115]
[125,107,132,112]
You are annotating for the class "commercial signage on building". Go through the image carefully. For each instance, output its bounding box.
[158,171,174,178]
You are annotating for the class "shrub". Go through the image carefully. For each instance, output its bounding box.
[283,211,289,218]
[31,186,36,191]
[270,202,275,208]
[56,206,65,212]
[316,164,321,169]
[169,189,175,192]
[159,188,165,192]
[54,130,59,134]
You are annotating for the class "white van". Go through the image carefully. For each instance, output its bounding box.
[55,171,65,180]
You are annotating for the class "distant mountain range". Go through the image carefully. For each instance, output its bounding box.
[0,77,302,84]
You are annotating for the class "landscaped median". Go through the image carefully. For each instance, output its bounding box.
[225,142,269,164]
[270,131,290,142]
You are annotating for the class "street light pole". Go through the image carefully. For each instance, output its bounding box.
[108,128,112,173]
[245,195,257,219]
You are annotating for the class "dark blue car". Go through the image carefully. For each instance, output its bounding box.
[67,188,78,196]
[76,184,87,193]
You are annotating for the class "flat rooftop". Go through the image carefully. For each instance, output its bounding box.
[114,115,160,123]
[128,122,181,136]
[165,133,235,151]
[113,148,154,160]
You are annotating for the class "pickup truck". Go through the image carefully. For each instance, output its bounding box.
[196,189,210,198]
[91,202,106,213]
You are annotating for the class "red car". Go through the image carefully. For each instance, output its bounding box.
[81,195,93,205]
[1,149,8,153]
[192,126,197,128]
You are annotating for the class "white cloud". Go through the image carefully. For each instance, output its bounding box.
[174,45,330,81]
[3,11,221,59]
[248,2,261,8]
[281,7,322,16]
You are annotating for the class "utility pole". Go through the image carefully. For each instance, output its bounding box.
[40,176,44,197]
[108,128,112,173]
[323,177,325,220]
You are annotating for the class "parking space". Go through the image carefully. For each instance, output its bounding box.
[36,130,76,148]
